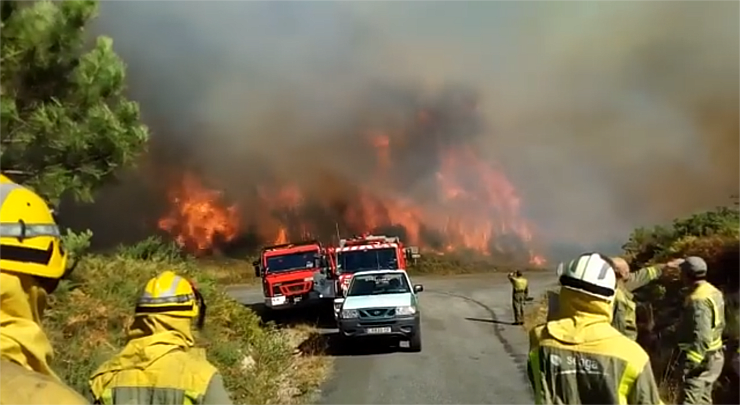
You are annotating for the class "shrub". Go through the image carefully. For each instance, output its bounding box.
[115,235,186,262]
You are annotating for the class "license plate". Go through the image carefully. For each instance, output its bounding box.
[365,327,392,334]
[293,297,302,303]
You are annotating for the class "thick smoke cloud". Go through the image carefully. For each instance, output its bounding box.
[65,2,738,254]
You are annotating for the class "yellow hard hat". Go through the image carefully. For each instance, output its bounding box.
[0,175,68,279]
[135,271,206,328]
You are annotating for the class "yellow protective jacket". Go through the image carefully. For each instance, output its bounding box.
[509,274,529,296]
[88,314,231,405]
[612,265,662,340]
[527,288,663,405]
[678,281,726,365]
[0,272,89,404]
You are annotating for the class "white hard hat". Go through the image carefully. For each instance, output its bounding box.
[559,252,617,301]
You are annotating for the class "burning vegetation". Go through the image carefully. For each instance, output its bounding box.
[156,85,546,266]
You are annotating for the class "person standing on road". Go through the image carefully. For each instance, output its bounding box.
[0,175,90,404]
[611,256,685,340]
[88,271,233,405]
[508,270,528,325]
[677,256,726,405]
[527,252,663,405]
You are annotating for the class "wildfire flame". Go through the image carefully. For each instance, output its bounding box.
[157,87,547,265]
[157,173,240,255]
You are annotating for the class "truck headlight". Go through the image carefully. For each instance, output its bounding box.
[340,309,359,319]
[396,306,417,316]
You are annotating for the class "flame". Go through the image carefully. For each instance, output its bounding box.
[157,89,547,266]
[157,173,239,255]
[273,227,288,245]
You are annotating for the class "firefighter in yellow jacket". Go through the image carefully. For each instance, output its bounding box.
[527,253,663,404]
[0,175,89,404]
[611,256,685,340]
[88,271,233,405]
[508,270,528,325]
[677,256,726,405]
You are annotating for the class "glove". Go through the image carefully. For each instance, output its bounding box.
[665,258,686,270]
[662,259,685,277]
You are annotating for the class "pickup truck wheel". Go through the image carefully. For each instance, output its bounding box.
[408,330,422,352]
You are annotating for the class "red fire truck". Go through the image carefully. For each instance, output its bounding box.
[252,240,338,310]
[330,234,421,297]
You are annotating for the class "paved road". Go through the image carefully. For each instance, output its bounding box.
[227,272,556,404]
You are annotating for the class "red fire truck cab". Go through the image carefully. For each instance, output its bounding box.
[253,240,335,310]
[331,234,421,297]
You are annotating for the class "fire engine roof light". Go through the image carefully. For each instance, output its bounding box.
[338,234,402,248]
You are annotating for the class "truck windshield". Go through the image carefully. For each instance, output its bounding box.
[337,247,399,273]
[265,251,317,273]
[346,273,410,296]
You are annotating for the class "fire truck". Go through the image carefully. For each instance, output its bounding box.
[330,234,421,297]
[252,240,338,310]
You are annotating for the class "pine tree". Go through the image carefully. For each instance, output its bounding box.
[1,0,148,204]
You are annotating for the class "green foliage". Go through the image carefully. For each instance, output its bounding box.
[622,204,739,267]
[61,227,93,261]
[115,235,187,262]
[0,0,148,204]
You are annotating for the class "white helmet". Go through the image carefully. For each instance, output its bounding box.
[558,252,616,301]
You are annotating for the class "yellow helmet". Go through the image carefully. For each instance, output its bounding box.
[135,271,206,328]
[0,175,68,279]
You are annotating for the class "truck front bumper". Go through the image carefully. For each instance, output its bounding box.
[338,315,420,338]
[265,291,323,309]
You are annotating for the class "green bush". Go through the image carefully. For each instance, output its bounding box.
[61,228,93,261]
[115,235,186,262]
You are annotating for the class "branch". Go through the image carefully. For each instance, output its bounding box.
[1,169,31,175]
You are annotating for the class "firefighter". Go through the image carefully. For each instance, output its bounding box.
[0,175,90,404]
[527,252,663,404]
[88,271,233,405]
[611,256,685,340]
[677,256,726,405]
[508,270,528,325]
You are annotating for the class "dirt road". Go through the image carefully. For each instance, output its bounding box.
[227,272,555,404]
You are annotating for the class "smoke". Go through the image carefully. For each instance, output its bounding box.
[64,2,739,253]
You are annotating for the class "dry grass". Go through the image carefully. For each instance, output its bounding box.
[408,254,546,276]
[198,257,260,286]
[522,293,551,331]
[43,254,329,404]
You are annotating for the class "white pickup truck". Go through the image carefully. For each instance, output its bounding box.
[333,269,423,352]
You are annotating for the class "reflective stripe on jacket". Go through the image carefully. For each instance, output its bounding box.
[527,288,663,405]
[89,314,220,405]
[612,266,662,340]
[679,281,725,364]
[89,346,217,405]
[509,276,529,294]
